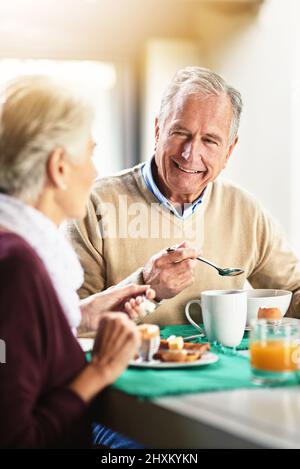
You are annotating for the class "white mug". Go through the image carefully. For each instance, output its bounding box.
[185,290,247,347]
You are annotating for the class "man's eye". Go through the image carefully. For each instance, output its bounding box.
[204,138,218,145]
[171,131,189,138]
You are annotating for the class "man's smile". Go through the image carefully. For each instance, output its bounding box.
[173,160,206,175]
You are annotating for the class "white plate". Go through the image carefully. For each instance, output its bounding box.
[77,338,94,352]
[129,352,219,369]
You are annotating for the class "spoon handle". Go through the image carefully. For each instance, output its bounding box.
[196,256,220,273]
[167,247,221,273]
[183,333,205,340]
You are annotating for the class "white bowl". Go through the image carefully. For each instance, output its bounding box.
[245,289,292,326]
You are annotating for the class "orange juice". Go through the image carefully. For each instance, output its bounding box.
[250,340,300,372]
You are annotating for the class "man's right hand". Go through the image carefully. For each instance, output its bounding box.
[142,241,201,301]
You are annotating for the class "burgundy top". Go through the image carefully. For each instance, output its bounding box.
[0,232,91,448]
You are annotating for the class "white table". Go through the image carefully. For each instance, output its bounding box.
[97,386,300,448]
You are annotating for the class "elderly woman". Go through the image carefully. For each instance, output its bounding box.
[0,75,154,448]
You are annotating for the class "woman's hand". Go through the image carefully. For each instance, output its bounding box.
[79,284,156,332]
[92,312,140,383]
[69,313,140,402]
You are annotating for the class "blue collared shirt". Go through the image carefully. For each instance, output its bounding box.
[141,157,206,220]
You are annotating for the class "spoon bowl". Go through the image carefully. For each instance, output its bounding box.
[196,257,244,277]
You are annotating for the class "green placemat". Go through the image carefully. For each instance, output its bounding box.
[111,325,298,398]
[159,324,249,350]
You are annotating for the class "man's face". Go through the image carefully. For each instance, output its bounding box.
[154,93,238,204]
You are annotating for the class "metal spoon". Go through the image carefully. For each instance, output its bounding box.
[166,247,244,277]
[183,333,205,340]
[196,256,244,277]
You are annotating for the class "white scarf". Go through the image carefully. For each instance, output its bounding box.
[0,193,83,330]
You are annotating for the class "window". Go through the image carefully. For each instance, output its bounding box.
[0,58,125,177]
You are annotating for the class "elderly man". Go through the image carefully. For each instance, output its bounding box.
[65,66,300,325]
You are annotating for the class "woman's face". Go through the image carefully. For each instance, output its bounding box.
[59,134,98,221]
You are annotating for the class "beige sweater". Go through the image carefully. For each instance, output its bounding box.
[64,164,300,325]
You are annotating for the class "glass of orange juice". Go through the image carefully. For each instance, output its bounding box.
[250,318,300,385]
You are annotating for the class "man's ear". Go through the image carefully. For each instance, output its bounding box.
[223,135,238,168]
[46,147,68,190]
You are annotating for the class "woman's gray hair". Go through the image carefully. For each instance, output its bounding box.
[0,75,94,202]
[158,66,243,144]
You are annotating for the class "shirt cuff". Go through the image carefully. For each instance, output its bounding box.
[116,267,144,287]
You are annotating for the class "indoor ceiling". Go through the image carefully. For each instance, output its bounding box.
[0,0,264,60]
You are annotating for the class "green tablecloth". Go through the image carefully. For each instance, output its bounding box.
[159,324,250,351]
[111,325,299,398]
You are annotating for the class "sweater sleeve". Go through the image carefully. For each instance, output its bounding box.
[116,267,144,287]
[247,206,300,318]
[0,250,88,448]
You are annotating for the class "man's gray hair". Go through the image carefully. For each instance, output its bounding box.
[0,75,94,202]
[158,66,243,144]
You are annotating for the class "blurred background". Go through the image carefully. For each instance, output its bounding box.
[0,0,299,252]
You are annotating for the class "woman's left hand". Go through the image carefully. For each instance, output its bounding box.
[79,284,156,331]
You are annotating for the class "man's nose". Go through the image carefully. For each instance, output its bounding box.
[181,139,204,163]
[181,141,192,160]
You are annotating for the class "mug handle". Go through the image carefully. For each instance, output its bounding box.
[185,300,204,334]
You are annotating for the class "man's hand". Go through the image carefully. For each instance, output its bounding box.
[142,241,201,300]
[79,284,156,331]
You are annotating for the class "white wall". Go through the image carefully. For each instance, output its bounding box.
[291,0,300,254]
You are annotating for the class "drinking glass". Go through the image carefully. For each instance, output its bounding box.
[250,318,300,385]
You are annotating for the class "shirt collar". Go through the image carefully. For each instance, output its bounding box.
[141,156,207,219]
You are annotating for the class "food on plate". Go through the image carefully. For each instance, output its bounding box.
[154,337,210,362]
[137,324,160,361]
[159,338,209,351]
[258,307,282,320]
[159,349,202,362]
[166,335,184,350]
[135,328,210,363]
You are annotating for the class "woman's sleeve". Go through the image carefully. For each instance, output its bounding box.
[0,251,88,448]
